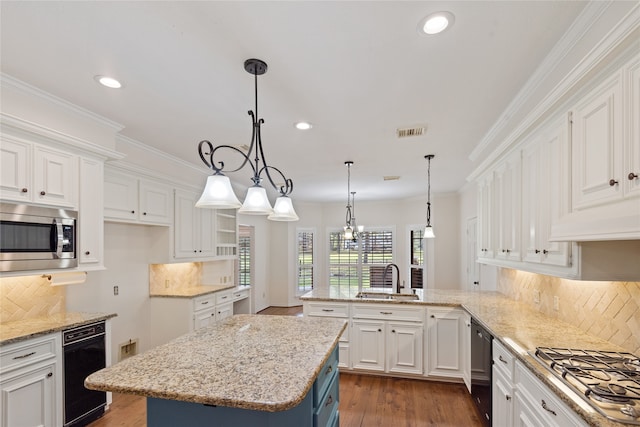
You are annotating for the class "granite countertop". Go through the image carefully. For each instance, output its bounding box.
[301,288,630,427]
[149,284,239,298]
[85,314,347,412]
[0,312,118,345]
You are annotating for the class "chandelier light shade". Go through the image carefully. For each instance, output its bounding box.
[195,58,298,221]
[268,196,299,221]
[343,161,361,242]
[424,154,435,239]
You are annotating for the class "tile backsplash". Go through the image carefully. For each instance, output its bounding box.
[149,263,203,293]
[0,275,65,323]
[499,269,640,355]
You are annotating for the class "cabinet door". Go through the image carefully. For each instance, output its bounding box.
[216,302,233,321]
[495,153,521,261]
[387,322,423,375]
[174,190,199,258]
[352,320,385,372]
[427,307,463,378]
[513,392,545,427]
[104,172,139,221]
[139,180,172,225]
[193,307,216,330]
[477,174,496,259]
[462,312,471,393]
[0,363,57,427]
[571,71,623,210]
[0,138,31,202]
[78,158,104,267]
[626,54,640,198]
[33,145,77,207]
[198,207,216,257]
[493,367,513,427]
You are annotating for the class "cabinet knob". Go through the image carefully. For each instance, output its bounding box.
[609,179,619,186]
[21,188,28,193]
[629,172,639,180]
[378,329,382,332]
[143,212,147,216]
[506,395,511,401]
[473,281,479,285]
[535,249,540,254]
[391,329,396,333]
[131,210,135,214]
[47,372,53,378]
[430,315,435,318]
[40,191,46,196]
[543,249,548,255]
[85,251,90,255]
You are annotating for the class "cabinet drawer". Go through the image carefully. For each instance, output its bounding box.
[515,362,585,427]
[0,333,58,374]
[193,294,216,312]
[215,290,233,305]
[231,289,249,301]
[352,304,423,322]
[493,340,515,380]
[305,302,349,318]
[313,347,338,408]
[314,364,339,427]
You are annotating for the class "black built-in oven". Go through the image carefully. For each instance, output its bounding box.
[63,321,107,427]
[471,317,493,426]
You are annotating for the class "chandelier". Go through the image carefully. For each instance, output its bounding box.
[195,58,299,221]
[343,161,363,241]
[424,154,435,238]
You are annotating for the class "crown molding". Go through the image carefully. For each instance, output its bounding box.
[0,73,124,132]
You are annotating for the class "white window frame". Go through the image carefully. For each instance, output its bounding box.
[295,228,316,296]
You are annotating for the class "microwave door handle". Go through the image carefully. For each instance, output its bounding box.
[53,218,64,258]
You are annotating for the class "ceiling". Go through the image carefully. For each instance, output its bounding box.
[0,1,588,203]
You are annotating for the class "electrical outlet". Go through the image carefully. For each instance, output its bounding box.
[113,285,119,296]
[533,290,540,304]
[553,296,560,311]
[165,279,170,289]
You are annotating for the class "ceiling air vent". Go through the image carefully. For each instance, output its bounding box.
[396,125,426,138]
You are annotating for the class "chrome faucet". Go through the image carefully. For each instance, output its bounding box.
[382,263,401,293]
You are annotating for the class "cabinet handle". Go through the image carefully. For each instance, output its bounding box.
[321,309,334,312]
[47,372,53,378]
[543,250,548,255]
[13,351,36,360]
[211,313,215,317]
[143,212,147,216]
[380,311,392,315]
[629,172,639,180]
[498,355,508,364]
[325,395,334,407]
[131,210,135,214]
[391,329,396,333]
[541,400,557,416]
[21,188,28,193]
[201,301,209,305]
[609,179,619,186]
[506,395,511,401]
[430,315,435,318]
[40,191,46,196]
[378,329,382,332]
[85,251,90,255]
[535,249,540,254]
[325,365,333,376]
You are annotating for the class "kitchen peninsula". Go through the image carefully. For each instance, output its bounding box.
[86,315,346,427]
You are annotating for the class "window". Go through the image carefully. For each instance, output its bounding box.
[329,229,394,293]
[238,234,251,287]
[296,229,315,295]
[410,227,424,288]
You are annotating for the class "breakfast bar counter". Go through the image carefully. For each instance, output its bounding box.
[86,314,347,426]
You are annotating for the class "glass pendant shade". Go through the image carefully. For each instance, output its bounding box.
[268,196,299,221]
[424,225,435,239]
[343,226,354,241]
[195,175,242,208]
[238,186,273,215]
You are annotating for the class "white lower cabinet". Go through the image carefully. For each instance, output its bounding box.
[514,361,587,427]
[492,340,515,427]
[351,304,424,375]
[426,306,465,379]
[303,302,350,369]
[0,333,62,427]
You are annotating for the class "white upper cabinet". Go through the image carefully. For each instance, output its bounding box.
[104,169,172,225]
[624,54,640,199]
[78,157,104,269]
[495,151,522,262]
[174,189,217,260]
[477,173,496,260]
[1,139,78,208]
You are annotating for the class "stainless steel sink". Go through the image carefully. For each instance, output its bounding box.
[355,292,419,301]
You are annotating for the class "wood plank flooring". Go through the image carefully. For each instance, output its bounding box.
[89,305,483,427]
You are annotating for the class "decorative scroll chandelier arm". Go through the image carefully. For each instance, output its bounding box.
[198,139,257,176]
[255,122,294,196]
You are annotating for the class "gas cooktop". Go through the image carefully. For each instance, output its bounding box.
[534,347,640,425]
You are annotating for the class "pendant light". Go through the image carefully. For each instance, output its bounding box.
[424,154,435,239]
[343,161,360,241]
[195,58,298,221]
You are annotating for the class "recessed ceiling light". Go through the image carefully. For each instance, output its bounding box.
[94,75,122,89]
[418,11,455,35]
[294,122,312,130]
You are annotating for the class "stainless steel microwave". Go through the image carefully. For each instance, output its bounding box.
[0,203,77,272]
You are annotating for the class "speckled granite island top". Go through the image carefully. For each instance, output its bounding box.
[85,314,346,412]
[0,312,117,345]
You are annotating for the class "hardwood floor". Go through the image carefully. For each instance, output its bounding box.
[89,305,483,426]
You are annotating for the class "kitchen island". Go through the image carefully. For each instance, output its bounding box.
[85,314,346,427]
